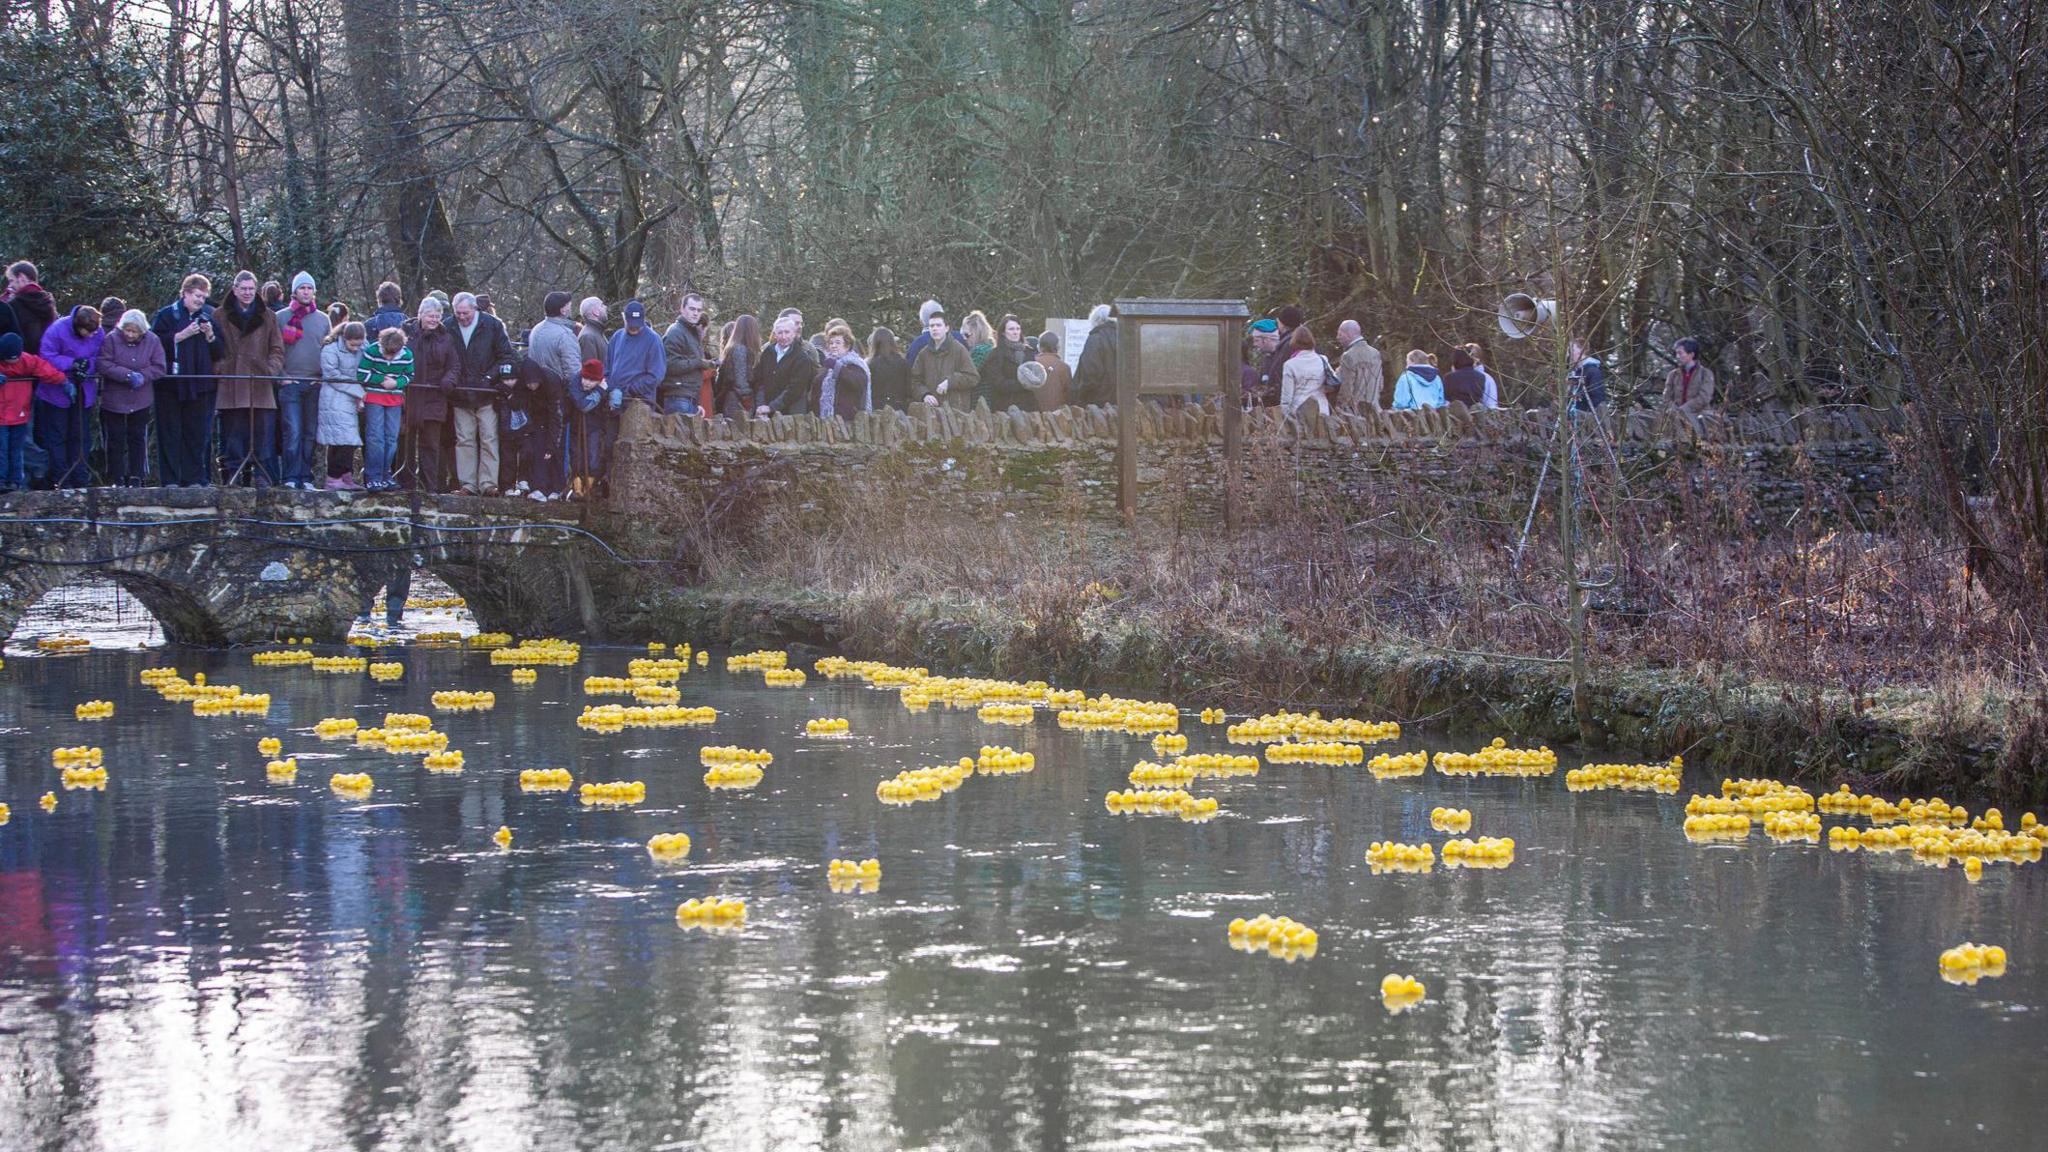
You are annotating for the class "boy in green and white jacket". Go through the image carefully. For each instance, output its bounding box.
[356,328,413,490]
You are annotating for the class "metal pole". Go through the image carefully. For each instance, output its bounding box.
[1512,398,1572,573]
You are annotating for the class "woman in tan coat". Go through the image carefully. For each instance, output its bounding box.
[215,270,284,485]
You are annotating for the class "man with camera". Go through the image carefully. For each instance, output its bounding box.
[150,274,227,486]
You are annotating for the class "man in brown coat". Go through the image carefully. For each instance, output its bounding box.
[1335,319,1385,411]
[215,270,284,484]
[910,310,979,408]
[1663,337,1716,416]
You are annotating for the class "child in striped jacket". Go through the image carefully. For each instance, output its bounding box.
[356,327,413,491]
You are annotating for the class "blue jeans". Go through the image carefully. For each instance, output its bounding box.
[574,407,614,480]
[0,423,27,489]
[365,403,403,486]
[276,379,319,484]
[660,393,699,416]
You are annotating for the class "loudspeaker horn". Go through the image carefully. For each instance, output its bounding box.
[1497,293,1556,339]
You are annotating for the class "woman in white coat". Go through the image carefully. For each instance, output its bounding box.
[318,321,368,490]
[1278,325,1332,417]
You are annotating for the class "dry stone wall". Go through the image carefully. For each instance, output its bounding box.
[609,399,1899,530]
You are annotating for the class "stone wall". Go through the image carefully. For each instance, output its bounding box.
[608,400,1899,531]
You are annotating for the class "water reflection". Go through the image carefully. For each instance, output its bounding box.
[0,647,2042,1150]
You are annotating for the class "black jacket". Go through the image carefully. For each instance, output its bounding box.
[982,338,1033,411]
[151,299,227,399]
[451,313,515,408]
[868,350,910,411]
[507,353,564,440]
[7,286,58,355]
[1073,319,1120,406]
[1444,366,1487,406]
[757,340,819,415]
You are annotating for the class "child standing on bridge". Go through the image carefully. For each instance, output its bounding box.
[0,332,65,492]
[357,327,413,492]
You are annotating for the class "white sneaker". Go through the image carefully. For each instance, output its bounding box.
[511,480,530,495]
[527,490,548,502]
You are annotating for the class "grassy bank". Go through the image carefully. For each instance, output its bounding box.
[599,437,2043,806]
[620,581,2034,808]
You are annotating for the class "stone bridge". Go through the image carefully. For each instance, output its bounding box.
[0,488,649,645]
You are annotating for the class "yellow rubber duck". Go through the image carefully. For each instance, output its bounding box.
[493,825,513,849]
[1380,973,1426,1011]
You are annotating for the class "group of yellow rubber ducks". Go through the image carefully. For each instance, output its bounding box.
[827,857,883,893]
[430,689,495,711]
[576,703,717,730]
[1363,750,1425,780]
[1432,738,1558,777]
[1227,914,1319,961]
[675,897,748,928]
[1441,837,1515,867]
[1366,841,1436,871]
[1225,711,1401,745]
[647,832,693,861]
[975,746,1034,774]
[877,762,973,805]
[1565,757,1683,792]
[1429,807,1473,832]
[27,631,2041,1009]
[1102,788,1221,821]
[578,780,647,806]
[1937,943,2008,984]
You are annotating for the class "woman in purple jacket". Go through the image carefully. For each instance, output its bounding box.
[97,310,166,485]
[35,305,105,487]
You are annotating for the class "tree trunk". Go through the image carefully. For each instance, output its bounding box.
[340,0,465,294]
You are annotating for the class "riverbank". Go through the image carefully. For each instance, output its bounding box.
[621,581,2032,807]
[592,408,2040,806]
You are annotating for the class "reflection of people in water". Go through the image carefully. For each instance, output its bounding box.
[357,553,419,628]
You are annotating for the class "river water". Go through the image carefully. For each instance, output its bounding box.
[0,640,2042,1151]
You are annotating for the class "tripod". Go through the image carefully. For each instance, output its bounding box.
[1511,367,1626,572]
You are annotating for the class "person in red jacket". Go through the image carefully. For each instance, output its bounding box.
[0,331,65,492]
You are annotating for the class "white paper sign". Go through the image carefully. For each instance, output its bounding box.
[1048,318,1092,374]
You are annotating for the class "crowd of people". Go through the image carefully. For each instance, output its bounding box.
[0,261,1718,497]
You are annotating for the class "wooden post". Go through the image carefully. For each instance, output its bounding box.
[1117,317,1138,525]
[1220,318,1242,532]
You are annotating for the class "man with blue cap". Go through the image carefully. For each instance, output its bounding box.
[596,299,666,490]
[606,299,667,415]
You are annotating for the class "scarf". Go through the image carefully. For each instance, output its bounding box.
[1678,364,1699,406]
[819,350,869,419]
[228,296,265,334]
[282,298,318,345]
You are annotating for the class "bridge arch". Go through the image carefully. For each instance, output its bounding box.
[0,489,623,645]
